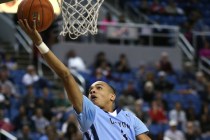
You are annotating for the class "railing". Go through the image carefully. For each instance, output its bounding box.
[0,13,33,61]
[0,129,17,140]
[14,26,33,66]
[199,56,210,75]
[178,33,195,61]
[193,31,210,75]
[91,22,180,47]
[15,26,33,53]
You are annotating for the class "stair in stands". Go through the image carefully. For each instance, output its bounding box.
[0,42,32,70]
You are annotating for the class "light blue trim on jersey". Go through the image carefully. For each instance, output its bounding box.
[74,96,149,140]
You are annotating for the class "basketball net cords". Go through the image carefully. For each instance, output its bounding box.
[56,0,104,39]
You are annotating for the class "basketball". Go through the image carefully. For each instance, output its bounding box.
[17,0,54,32]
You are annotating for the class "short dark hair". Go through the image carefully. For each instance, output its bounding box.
[108,84,116,95]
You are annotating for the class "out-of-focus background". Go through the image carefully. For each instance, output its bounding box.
[0,0,210,140]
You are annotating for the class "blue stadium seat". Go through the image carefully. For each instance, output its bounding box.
[166,75,178,85]
[148,124,163,136]
[10,69,25,86]
[182,94,201,114]
[174,84,189,91]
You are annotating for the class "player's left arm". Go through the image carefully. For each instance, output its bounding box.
[136,133,151,140]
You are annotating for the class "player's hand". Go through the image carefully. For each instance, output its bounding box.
[18,19,43,46]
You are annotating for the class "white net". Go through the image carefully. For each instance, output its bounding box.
[59,0,104,39]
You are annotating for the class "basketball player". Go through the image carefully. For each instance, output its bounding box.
[18,19,151,140]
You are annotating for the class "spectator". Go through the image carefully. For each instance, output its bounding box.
[190,10,209,32]
[190,71,207,95]
[123,81,139,99]
[164,120,186,140]
[135,62,147,82]
[22,65,48,89]
[148,100,167,124]
[12,105,34,132]
[99,12,115,33]
[180,21,193,44]
[97,60,112,79]
[178,61,195,84]
[154,91,168,111]
[118,91,135,108]
[61,114,79,134]
[139,24,152,46]
[17,125,34,140]
[150,0,165,14]
[118,81,140,108]
[35,98,54,120]
[199,40,210,58]
[165,0,185,15]
[39,124,60,140]
[0,109,14,132]
[143,72,156,85]
[40,86,54,101]
[202,83,210,103]
[186,106,200,125]
[139,0,150,14]
[142,81,155,103]
[155,71,174,93]
[63,122,82,140]
[110,15,129,39]
[66,50,87,72]
[31,108,49,134]
[22,85,36,113]
[114,53,131,73]
[158,52,174,74]
[169,102,187,131]
[53,92,71,115]
[199,112,210,139]
[0,85,11,110]
[93,51,112,69]
[132,99,150,124]
[22,65,40,86]
[2,54,18,70]
[185,121,201,140]
[0,65,16,96]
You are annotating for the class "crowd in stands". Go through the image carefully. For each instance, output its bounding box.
[0,48,210,140]
[116,0,210,54]
[127,0,210,29]
[0,0,210,140]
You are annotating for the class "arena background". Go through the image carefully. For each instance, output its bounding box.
[0,0,210,140]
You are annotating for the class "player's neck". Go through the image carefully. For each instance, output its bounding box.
[102,104,115,112]
[103,107,114,113]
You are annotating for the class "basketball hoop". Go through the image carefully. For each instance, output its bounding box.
[57,0,104,39]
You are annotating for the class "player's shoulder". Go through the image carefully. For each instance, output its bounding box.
[120,108,137,118]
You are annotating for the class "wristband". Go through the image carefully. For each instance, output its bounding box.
[36,42,49,54]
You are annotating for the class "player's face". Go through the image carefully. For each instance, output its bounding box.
[88,81,115,109]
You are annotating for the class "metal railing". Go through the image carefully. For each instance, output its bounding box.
[0,13,33,60]
[92,22,180,47]
[15,26,33,53]
[0,129,17,140]
[199,56,210,75]
[193,31,210,75]
[178,33,195,61]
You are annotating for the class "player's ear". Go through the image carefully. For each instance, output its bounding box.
[110,93,116,102]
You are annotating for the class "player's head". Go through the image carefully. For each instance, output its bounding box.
[88,81,116,111]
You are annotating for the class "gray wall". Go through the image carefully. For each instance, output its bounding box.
[0,14,15,44]
[52,42,183,70]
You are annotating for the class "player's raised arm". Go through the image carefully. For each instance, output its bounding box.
[18,19,83,113]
